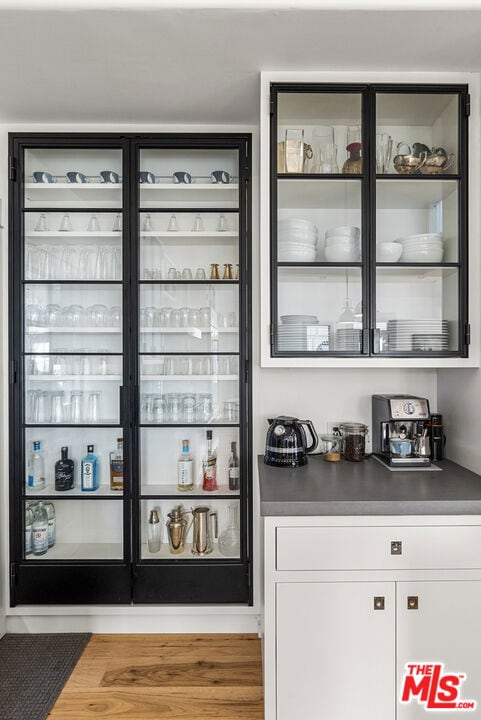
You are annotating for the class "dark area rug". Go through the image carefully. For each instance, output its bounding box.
[0,633,91,720]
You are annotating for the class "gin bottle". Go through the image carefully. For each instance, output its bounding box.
[81,444,99,491]
[32,502,49,556]
[28,440,46,490]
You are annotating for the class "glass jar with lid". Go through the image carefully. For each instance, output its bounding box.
[339,422,368,462]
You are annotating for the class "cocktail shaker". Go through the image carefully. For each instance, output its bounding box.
[166,505,189,554]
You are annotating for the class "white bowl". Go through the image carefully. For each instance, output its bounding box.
[325,225,360,240]
[377,242,402,262]
[279,232,318,246]
[278,244,317,261]
[325,235,359,247]
[279,219,318,233]
[397,233,442,244]
[325,245,360,262]
[401,248,444,262]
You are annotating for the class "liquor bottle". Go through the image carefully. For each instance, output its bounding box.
[44,500,56,548]
[81,444,99,491]
[110,438,124,491]
[177,439,193,491]
[202,430,218,491]
[147,509,161,553]
[32,502,49,556]
[28,440,46,490]
[55,446,74,491]
[25,502,33,556]
[228,441,240,491]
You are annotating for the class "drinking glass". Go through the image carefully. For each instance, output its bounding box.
[60,306,74,326]
[59,214,72,232]
[167,267,177,279]
[26,246,46,279]
[112,214,122,232]
[168,393,181,423]
[188,308,200,326]
[45,303,61,326]
[113,247,122,279]
[51,355,67,376]
[217,214,229,232]
[108,305,122,327]
[181,268,193,279]
[152,396,165,424]
[200,307,211,327]
[167,214,179,232]
[310,126,338,174]
[195,268,206,279]
[51,391,65,423]
[78,246,94,280]
[141,394,154,423]
[60,247,79,279]
[37,391,51,423]
[142,214,152,232]
[179,307,190,328]
[164,356,177,375]
[69,304,84,325]
[228,311,237,327]
[376,133,393,174]
[170,309,181,327]
[87,215,100,232]
[197,393,213,423]
[34,213,48,232]
[192,214,204,232]
[95,246,114,279]
[27,390,39,423]
[284,129,307,173]
[87,391,102,423]
[90,304,108,327]
[160,307,172,327]
[182,394,195,424]
[70,391,84,423]
[143,306,156,328]
[43,246,60,279]
[224,400,239,422]
[178,356,193,375]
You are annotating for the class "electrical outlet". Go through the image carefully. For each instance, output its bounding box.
[326,421,342,436]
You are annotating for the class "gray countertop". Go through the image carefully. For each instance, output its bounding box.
[258,455,481,516]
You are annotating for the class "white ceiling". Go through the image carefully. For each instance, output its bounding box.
[1,6,481,124]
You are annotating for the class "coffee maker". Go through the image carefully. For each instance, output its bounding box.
[372,394,431,467]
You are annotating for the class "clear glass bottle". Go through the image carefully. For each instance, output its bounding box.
[110,438,124,491]
[25,502,34,556]
[43,500,56,548]
[147,509,161,553]
[28,440,46,490]
[55,446,74,491]
[81,444,99,491]
[218,503,240,557]
[228,441,240,491]
[32,502,49,556]
[202,430,218,491]
[177,439,193,491]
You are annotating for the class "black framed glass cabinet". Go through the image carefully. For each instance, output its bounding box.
[9,133,252,605]
[269,83,469,359]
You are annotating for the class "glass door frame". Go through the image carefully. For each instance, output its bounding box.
[269,82,469,359]
[130,134,253,604]
[9,133,132,605]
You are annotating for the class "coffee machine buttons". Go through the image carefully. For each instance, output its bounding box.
[403,402,415,415]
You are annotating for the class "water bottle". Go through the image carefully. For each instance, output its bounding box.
[28,440,46,490]
[32,502,49,556]
[25,503,34,555]
[43,500,56,548]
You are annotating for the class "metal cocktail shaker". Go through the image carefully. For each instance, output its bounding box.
[166,505,189,554]
[191,506,218,556]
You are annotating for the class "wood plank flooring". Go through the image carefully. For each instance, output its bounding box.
[49,634,264,720]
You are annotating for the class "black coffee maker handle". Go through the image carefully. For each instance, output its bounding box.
[299,420,318,454]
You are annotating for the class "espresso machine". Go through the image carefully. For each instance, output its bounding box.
[372,394,431,467]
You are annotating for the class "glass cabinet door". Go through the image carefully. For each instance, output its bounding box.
[270,84,468,359]
[272,87,368,356]
[375,89,466,356]
[11,140,130,602]
[133,140,250,603]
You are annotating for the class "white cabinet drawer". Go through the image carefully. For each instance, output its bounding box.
[276,525,481,571]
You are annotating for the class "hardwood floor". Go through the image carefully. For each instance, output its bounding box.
[49,634,264,719]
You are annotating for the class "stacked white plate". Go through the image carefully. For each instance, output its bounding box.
[335,328,362,351]
[397,233,444,263]
[387,319,449,351]
[278,315,330,351]
[324,225,361,262]
[278,219,318,262]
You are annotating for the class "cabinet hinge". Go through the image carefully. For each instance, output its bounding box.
[10,562,17,586]
[9,360,17,384]
[465,93,471,118]
[9,156,17,182]
[464,323,471,346]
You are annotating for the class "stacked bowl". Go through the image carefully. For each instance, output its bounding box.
[397,233,444,263]
[278,219,318,262]
[324,226,361,262]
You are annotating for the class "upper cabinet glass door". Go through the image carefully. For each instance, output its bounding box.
[374,89,467,356]
[270,84,468,359]
[273,88,367,355]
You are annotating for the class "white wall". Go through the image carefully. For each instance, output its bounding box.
[1,120,438,633]
[437,368,481,474]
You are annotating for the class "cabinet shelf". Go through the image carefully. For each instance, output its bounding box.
[25,485,123,498]
[25,542,123,561]
[27,327,121,334]
[140,423,240,428]
[26,183,122,190]
[278,262,362,268]
[376,173,460,181]
[141,542,239,561]
[141,483,239,498]
[277,173,363,180]
[140,327,237,335]
[26,231,121,238]
[141,375,237,381]
[140,183,238,191]
[26,375,122,381]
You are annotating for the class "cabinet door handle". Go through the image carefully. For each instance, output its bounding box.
[407,596,419,610]
[374,596,385,610]
[391,540,402,555]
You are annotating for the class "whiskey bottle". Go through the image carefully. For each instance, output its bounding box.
[177,439,193,492]
[202,430,218,491]
[55,446,74,491]
[228,441,240,491]
[110,438,124,491]
[81,444,99,491]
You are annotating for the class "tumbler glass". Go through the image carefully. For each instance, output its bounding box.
[87,391,102,423]
[70,390,84,424]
